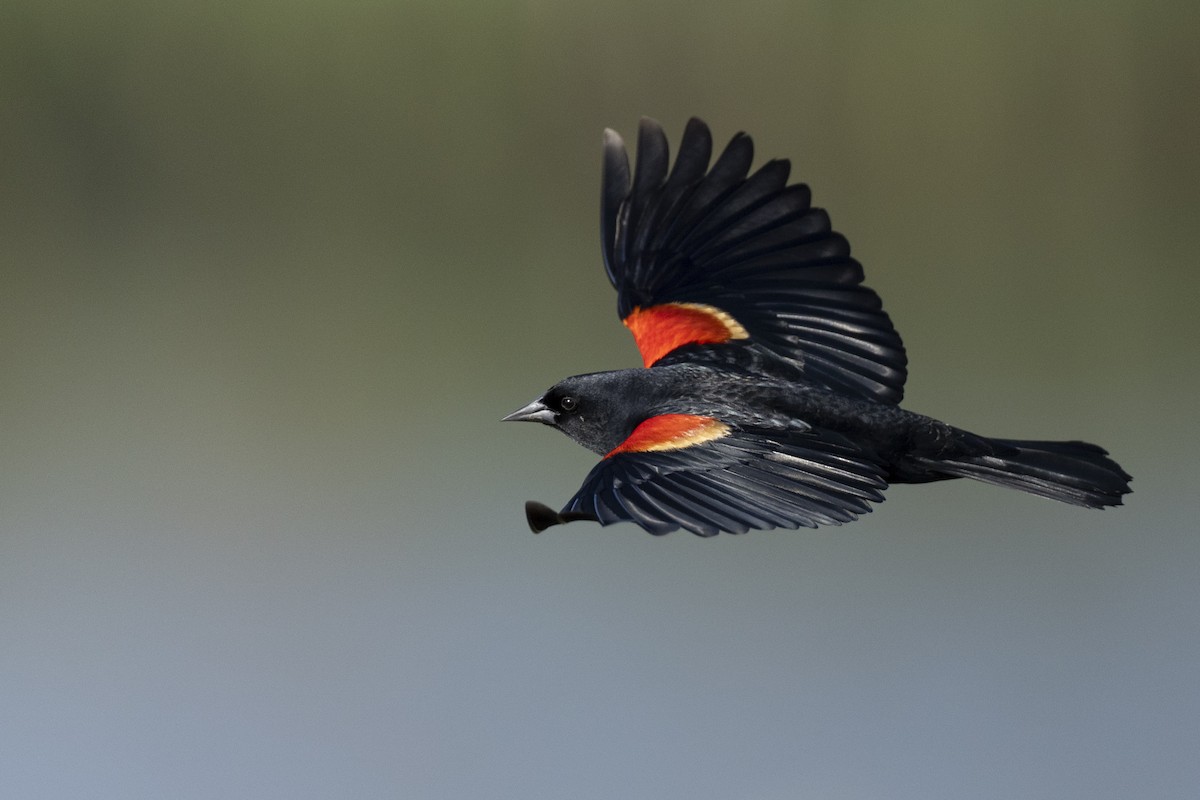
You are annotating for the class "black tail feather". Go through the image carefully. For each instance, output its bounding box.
[920,438,1131,509]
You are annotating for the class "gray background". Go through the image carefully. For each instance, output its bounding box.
[2,3,1197,798]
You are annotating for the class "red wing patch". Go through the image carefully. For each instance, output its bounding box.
[606,414,731,458]
[623,302,749,367]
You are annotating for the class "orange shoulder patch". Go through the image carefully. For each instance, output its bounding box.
[623,302,749,367]
[606,414,731,458]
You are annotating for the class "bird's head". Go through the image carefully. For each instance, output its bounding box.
[503,370,642,456]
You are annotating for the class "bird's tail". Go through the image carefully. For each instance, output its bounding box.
[917,438,1131,509]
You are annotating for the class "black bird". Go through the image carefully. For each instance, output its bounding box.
[504,118,1131,536]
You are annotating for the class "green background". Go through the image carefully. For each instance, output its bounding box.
[3,2,1197,798]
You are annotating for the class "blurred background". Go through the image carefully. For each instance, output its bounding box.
[2,2,1197,798]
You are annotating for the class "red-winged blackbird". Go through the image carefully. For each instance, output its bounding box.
[504,118,1131,536]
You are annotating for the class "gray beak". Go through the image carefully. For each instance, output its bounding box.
[502,398,558,425]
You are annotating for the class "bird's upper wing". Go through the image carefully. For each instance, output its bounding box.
[602,117,908,404]
[525,415,888,536]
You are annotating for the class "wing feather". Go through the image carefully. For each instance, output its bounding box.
[603,117,908,404]
[529,425,889,536]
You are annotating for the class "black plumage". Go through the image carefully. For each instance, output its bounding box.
[505,117,1131,536]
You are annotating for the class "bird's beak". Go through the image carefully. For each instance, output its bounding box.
[502,398,557,425]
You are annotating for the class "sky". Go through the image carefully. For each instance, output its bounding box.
[2,3,1198,798]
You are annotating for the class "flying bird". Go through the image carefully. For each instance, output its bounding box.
[504,117,1131,536]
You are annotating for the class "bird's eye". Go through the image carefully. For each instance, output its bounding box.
[559,395,578,412]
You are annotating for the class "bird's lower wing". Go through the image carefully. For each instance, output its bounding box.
[527,422,888,536]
